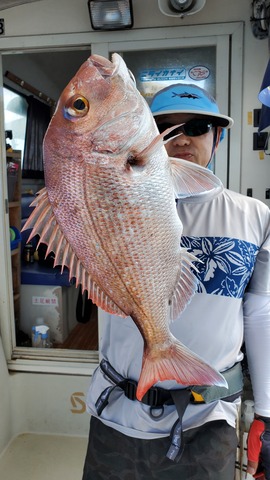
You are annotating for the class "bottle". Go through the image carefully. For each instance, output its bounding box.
[32,325,41,347]
[23,243,34,263]
[31,320,50,348]
[242,400,255,432]
[36,317,45,326]
[41,332,50,348]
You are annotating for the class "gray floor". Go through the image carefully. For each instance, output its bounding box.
[0,433,88,480]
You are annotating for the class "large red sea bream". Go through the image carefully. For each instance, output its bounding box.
[23,53,227,399]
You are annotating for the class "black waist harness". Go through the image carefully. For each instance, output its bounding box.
[95,359,243,461]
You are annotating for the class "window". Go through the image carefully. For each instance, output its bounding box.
[2,49,100,372]
[3,87,28,157]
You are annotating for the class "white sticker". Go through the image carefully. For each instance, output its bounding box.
[32,296,59,307]
[189,65,210,81]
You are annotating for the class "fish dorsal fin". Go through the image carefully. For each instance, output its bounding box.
[22,188,126,317]
[170,157,222,198]
[170,249,199,321]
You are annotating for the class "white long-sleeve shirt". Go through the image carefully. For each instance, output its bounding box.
[86,186,270,438]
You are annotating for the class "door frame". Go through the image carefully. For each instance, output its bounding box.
[0,22,243,374]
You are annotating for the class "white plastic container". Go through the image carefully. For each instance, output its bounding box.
[31,324,50,348]
[241,400,255,479]
[243,400,255,431]
[20,284,78,344]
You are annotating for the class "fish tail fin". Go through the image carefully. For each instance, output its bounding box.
[136,338,227,401]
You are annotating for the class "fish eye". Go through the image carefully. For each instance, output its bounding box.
[73,98,87,110]
[64,95,89,119]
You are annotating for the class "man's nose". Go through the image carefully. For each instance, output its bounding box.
[171,133,191,146]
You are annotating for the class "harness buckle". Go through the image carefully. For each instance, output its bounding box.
[142,387,160,407]
[123,379,137,401]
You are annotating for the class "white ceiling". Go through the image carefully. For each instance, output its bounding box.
[3,49,92,103]
[0,0,41,10]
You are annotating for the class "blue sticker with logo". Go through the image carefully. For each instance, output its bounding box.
[181,236,259,298]
[140,68,186,82]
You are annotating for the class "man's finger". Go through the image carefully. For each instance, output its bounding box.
[247,459,258,475]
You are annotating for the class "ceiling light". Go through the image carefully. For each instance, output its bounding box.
[88,0,133,31]
[158,0,206,17]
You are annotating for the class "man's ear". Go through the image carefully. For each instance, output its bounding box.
[215,127,223,148]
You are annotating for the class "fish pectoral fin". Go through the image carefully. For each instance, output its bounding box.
[21,188,126,318]
[170,248,199,321]
[136,339,228,402]
[170,157,222,198]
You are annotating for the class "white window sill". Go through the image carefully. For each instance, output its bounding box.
[8,347,99,375]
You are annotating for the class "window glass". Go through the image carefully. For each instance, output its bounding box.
[3,50,98,355]
[123,47,216,172]
[123,47,216,103]
[3,87,28,155]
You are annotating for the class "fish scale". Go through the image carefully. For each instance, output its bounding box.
[22,52,228,400]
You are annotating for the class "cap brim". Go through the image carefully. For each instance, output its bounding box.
[153,109,234,129]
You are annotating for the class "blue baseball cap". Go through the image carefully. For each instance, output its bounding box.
[150,83,234,129]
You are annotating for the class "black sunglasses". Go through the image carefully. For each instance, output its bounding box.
[157,118,213,141]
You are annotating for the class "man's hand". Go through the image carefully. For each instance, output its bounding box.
[247,416,270,479]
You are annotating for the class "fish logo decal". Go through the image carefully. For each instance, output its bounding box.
[172,91,201,100]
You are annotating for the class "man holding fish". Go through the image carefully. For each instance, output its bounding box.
[82,83,270,479]
[22,53,269,479]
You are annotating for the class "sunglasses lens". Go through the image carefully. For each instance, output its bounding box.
[157,123,183,141]
[157,120,212,140]
[183,119,212,136]
[157,123,173,135]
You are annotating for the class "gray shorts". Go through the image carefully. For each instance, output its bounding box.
[82,416,238,480]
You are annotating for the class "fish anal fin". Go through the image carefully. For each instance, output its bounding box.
[170,157,222,198]
[170,248,199,321]
[84,277,127,317]
[60,248,126,317]
[136,338,228,401]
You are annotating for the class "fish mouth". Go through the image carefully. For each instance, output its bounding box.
[90,53,137,90]
[89,54,117,78]
[90,53,127,80]
[74,53,156,159]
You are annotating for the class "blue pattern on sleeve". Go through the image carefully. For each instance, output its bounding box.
[181,236,259,298]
